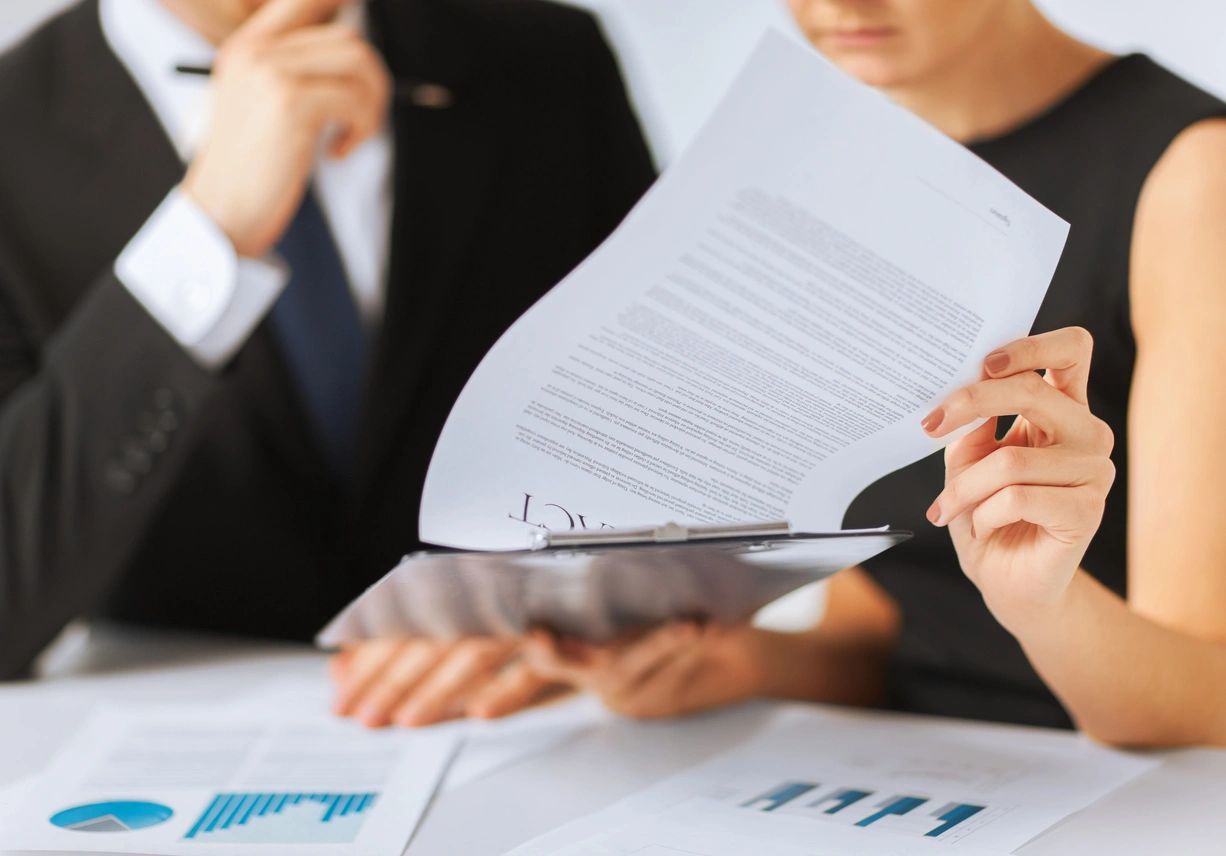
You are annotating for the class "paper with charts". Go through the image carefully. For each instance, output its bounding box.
[0,703,458,855]
[509,705,1158,855]
[419,29,1068,552]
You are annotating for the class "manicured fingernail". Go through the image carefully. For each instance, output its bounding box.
[925,501,942,526]
[985,350,1010,374]
[921,407,944,434]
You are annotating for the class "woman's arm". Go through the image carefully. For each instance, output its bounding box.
[1007,571,1226,747]
[932,120,1226,748]
[747,568,901,708]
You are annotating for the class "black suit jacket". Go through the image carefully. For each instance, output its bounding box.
[0,0,655,678]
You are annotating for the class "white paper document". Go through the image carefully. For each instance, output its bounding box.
[225,678,610,793]
[420,30,1069,551]
[509,705,1158,856]
[443,694,610,792]
[0,704,458,855]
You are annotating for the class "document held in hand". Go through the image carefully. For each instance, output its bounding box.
[318,31,1068,645]
[421,30,1068,548]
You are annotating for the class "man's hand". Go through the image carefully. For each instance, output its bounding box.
[182,0,390,257]
[330,638,564,728]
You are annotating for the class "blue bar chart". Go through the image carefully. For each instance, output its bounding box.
[741,779,992,841]
[183,792,378,844]
[740,782,818,812]
[856,795,928,828]
[808,787,873,815]
[927,803,986,837]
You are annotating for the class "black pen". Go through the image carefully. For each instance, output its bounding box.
[173,64,455,108]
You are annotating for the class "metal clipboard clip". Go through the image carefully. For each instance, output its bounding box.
[533,520,794,551]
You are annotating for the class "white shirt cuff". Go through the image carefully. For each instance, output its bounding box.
[115,188,287,369]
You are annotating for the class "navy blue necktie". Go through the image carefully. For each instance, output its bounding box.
[269,190,369,481]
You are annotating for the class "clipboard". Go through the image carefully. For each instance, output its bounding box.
[316,522,911,646]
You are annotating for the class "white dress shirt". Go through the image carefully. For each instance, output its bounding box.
[101,0,394,368]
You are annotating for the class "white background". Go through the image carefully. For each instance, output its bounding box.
[1,0,1223,162]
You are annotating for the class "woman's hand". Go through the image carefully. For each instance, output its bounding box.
[922,327,1116,631]
[524,622,766,719]
[330,637,561,728]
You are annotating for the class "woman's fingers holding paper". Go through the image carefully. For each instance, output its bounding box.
[928,445,1115,527]
[970,484,1108,544]
[923,370,1109,452]
[942,416,1002,476]
[982,327,1094,404]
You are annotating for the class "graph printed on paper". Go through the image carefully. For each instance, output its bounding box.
[704,767,1011,845]
[183,792,379,844]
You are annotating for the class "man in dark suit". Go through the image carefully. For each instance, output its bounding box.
[0,0,654,703]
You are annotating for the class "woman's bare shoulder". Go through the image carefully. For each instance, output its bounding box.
[1131,117,1226,331]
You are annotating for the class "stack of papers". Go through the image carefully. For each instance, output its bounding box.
[0,688,1159,855]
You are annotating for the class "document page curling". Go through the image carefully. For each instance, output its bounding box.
[421,30,1069,551]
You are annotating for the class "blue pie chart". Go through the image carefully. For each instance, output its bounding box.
[50,800,174,833]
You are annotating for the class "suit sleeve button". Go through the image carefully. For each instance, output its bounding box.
[146,430,169,453]
[104,464,137,495]
[122,442,153,474]
[152,388,176,410]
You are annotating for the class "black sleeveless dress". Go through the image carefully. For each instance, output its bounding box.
[842,55,1226,728]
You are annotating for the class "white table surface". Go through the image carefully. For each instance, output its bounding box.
[1,625,1223,855]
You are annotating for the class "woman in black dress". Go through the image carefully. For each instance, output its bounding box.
[521,0,1226,746]
[334,0,1226,743]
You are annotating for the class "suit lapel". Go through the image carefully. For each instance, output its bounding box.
[354,8,504,499]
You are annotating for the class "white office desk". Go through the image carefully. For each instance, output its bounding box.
[1,626,1223,855]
